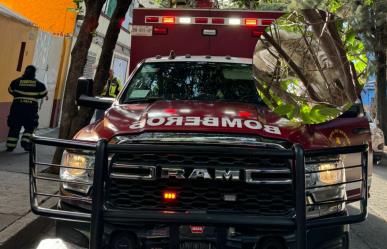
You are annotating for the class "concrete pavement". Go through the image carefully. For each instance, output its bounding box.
[0,128,58,249]
[350,161,387,249]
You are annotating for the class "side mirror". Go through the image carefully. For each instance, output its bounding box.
[339,104,361,118]
[76,78,113,110]
[76,78,94,100]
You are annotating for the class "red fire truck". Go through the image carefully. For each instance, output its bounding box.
[30,8,371,249]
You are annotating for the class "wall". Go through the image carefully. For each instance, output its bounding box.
[50,37,72,128]
[33,31,64,128]
[93,14,131,82]
[0,14,37,141]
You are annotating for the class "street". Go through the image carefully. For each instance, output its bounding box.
[350,164,387,249]
[27,162,387,249]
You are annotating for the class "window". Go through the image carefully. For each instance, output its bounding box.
[103,0,131,30]
[16,42,26,72]
[103,0,117,18]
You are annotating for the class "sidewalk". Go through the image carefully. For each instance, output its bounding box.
[0,128,59,248]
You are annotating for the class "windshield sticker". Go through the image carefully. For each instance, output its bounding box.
[129,117,281,135]
[129,90,150,98]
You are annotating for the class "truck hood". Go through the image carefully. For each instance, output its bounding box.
[76,100,339,148]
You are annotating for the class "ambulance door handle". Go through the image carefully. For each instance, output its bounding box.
[352,128,369,135]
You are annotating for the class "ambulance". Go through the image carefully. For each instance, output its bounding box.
[30,8,371,249]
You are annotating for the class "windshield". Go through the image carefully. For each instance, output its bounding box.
[121,62,264,105]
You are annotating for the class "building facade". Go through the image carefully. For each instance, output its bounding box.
[0,4,38,141]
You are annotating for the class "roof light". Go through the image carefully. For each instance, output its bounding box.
[224,110,236,115]
[179,17,191,24]
[164,191,177,201]
[261,19,273,26]
[195,17,208,24]
[164,108,177,114]
[239,111,251,118]
[153,27,168,35]
[212,18,225,24]
[162,16,176,24]
[245,18,258,26]
[229,18,241,25]
[145,16,159,23]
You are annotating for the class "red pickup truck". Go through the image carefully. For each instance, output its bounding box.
[30,8,371,249]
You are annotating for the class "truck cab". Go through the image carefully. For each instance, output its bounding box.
[30,8,371,249]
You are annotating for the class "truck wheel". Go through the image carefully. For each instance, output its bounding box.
[373,155,382,166]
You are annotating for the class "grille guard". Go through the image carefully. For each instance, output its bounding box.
[29,135,368,249]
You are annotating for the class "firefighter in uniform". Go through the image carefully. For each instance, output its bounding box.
[102,69,123,98]
[6,65,47,152]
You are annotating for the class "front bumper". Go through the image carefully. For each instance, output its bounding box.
[29,136,368,249]
[56,203,349,249]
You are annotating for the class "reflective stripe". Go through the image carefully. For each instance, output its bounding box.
[21,138,30,143]
[13,89,47,96]
[6,143,17,148]
[14,97,38,103]
[7,137,18,141]
[8,87,13,93]
[23,133,32,137]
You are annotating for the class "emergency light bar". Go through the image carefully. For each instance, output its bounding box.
[145,16,275,26]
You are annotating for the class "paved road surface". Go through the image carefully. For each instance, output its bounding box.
[350,164,387,249]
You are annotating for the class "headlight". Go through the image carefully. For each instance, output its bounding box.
[306,161,344,187]
[60,151,94,194]
[305,159,346,219]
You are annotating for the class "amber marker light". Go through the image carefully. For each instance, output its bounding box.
[163,191,177,201]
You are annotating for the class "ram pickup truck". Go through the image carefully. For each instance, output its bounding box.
[30,8,371,249]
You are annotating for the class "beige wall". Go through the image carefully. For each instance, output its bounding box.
[0,14,38,140]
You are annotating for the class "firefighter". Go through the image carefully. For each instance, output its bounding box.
[102,69,123,98]
[6,65,47,152]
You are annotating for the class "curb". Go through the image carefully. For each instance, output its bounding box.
[0,198,57,249]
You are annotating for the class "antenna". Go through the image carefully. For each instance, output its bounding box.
[169,50,176,59]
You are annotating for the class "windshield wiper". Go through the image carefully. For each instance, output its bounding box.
[122,97,165,104]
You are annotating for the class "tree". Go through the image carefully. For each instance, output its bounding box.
[52,0,106,164]
[93,0,132,96]
[224,0,386,124]
[374,0,387,140]
[220,0,289,10]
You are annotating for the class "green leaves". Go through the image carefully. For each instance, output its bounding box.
[274,104,296,118]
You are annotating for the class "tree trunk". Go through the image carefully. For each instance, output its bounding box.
[52,0,106,165]
[376,49,387,140]
[301,9,358,104]
[94,0,132,96]
[66,0,133,137]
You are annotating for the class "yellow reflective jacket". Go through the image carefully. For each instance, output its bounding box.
[102,77,123,98]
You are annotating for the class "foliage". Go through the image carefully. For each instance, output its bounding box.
[219,0,290,9]
[73,0,84,12]
[253,9,369,124]
[222,0,387,124]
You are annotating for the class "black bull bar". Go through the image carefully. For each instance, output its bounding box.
[29,136,369,249]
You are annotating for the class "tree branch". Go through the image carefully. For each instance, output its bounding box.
[262,31,322,101]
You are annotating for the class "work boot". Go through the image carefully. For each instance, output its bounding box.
[21,141,31,152]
